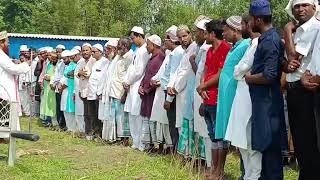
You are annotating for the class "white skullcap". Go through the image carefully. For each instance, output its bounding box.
[20,45,29,52]
[0,31,7,40]
[39,47,46,52]
[131,26,144,35]
[45,47,53,53]
[226,16,242,31]
[285,0,319,20]
[166,25,178,33]
[196,19,211,31]
[56,44,65,50]
[147,34,162,47]
[82,43,92,48]
[73,46,81,52]
[61,50,72,58]
[166,25,179,42]
[70,49,80,56]
[92,44,103,52]
[104,39,118,48]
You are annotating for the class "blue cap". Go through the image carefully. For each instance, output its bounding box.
[249,0,272,16]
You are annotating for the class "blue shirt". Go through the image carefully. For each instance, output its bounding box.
[161,45,184,89]
[249,28,286,152]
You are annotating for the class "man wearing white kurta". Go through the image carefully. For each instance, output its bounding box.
[87,44,109,138]
[0,31,31,138]
[167,25,198,132]
[192,18,213,168]
[73,48,85,134]
[124,26,151,150]
[75,43,96,140]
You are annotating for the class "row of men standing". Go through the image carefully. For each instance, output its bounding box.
[13,0,320,179]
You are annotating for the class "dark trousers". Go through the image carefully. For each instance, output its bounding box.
[55,93,66,128]
[83,99,102,137]
[165,93,179,149]
[312,92,320,153]
[287,82,320,180]
[260,140,283,180]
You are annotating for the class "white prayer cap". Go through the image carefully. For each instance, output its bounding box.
[73,46,81,51]
[39,47,46,52]
[56,44,65,50]
[165,25,179,42]
[226,16,242,31]
[70,49,80,56]
[92,43,103,52]
[131,26,144,35]
[20,45,29,52]
[166,25,178,33]
[61,50,72,58]
[196,19,211,31]
[0,31,7,40]
[44,47,53,53]
[82,43,92,48]
[104,39,118,48]
[285,0,320,19]
[147,34,161,47]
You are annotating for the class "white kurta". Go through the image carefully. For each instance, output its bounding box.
[0,49,30,138]
[150,52,170,124]
[193,43,211,137]
[171,42,199,128]
[124,43,151,115]
[225,38,258,149]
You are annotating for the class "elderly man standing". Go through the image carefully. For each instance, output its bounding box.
[75,43,96,140]
[139,35,165,151]
[40,52,59,127]
[86,44,109,139]
[104,40,118,60]
[72,48,85,135]
[51,44,66,130]
[124,26,151,151]
[0,31,31,140]
[284,0,320,179]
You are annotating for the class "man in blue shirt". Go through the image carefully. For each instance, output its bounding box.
[245,0,286,179]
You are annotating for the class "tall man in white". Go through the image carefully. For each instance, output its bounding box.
[123,26,151,151]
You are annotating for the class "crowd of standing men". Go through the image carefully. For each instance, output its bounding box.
[1,0,320,179]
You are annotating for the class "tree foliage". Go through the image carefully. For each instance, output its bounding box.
[0,0,289,37]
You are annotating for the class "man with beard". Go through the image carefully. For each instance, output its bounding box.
[40,52,59,127]
[245,0,286,179]
[51,44,66,130]
[284,0,320,179]
[75,43,96,140]
[166,25,198,158]
[224,15,261,180]
[0,31,31,141]
[104,40,118,60]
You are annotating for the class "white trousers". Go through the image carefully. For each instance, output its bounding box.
[64,112,76,132]
[19,89,31,116]
[129,114,143,149]
[239,148,262,180]
[204,137,212,168]
[75,115,85,133]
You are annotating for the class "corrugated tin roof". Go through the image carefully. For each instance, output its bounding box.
[8,33,118,41]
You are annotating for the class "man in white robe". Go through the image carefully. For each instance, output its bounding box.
[123,26,151,151]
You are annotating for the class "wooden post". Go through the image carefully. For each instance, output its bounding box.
[8,102,19,166]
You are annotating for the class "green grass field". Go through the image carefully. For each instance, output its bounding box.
[0,118,298,180]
